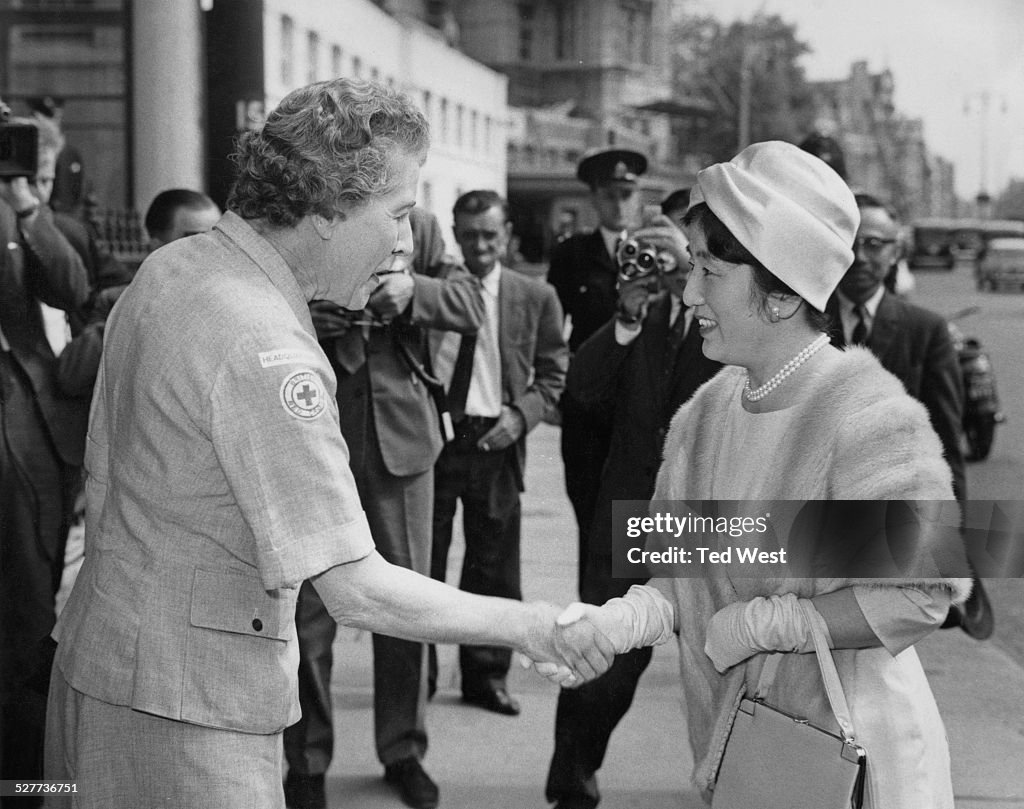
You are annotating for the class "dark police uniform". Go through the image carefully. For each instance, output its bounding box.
[546,148,647,588]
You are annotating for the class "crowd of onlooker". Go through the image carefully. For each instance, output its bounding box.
[0,80,991,809]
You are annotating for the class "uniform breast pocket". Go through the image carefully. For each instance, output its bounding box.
[182,568,298,733]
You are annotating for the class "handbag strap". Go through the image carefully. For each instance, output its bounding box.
[753,599,858,744]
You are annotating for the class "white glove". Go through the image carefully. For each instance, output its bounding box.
[704,593,834,673]
[556,585,676,654]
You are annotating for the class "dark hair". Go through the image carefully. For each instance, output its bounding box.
[661,188,691,217]
[683,202,831,330]
[797,132,848,181]
[853,192,898,221]
[228,78,429,227]
[145,189,217,238]
[452,189,508,221]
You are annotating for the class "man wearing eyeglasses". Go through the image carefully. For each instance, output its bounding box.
[828,192,993,641]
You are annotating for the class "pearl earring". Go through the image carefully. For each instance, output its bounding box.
[769,306,781,323]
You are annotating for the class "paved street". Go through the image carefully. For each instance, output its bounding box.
[320,262,1024,808]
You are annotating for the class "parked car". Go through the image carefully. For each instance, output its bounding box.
[976,236,1024,291]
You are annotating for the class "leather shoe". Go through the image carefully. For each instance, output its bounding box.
[384,757,439,809]
[283,772,325,809]
[462,686,521,716]
[959,577,995,640]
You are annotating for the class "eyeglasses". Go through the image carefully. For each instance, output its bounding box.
[854,236,897,253]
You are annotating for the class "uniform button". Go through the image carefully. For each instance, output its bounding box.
[252,618,263,632]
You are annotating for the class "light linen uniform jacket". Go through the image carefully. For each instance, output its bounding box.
[54,212,375,734]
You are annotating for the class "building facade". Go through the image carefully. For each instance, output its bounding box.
[809,61,959,221]
[448,0,699,261]
[208,0,508,251]
[1,0,507,253]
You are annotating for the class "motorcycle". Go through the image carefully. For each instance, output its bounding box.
[948,306,1005,461]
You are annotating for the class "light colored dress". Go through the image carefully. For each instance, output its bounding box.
[648,347,970,808]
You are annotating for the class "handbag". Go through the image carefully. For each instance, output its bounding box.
[712,600,866,809]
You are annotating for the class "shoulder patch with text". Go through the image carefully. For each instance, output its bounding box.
[280,369,327,420]
[259,348,319,368]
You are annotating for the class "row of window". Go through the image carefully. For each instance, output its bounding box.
[420,89,497,154]
[279,15,394,89]
[276,15,497,157]
[515,1,653,65]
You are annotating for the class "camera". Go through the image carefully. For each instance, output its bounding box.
[615,237,678,284]
[0,101,39,179]
[615,237,660,284]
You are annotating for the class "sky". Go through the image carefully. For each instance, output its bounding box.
[691,0,1024,200]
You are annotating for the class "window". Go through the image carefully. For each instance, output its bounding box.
[352,56,362,77]
[619,2,653,64]
[422,90,432,126]
[306,31,320,84]
[455,103,464,147]
[439,97,449,143]
[517,3,535,61]
[470,109,479,151]
[555,1,576,60]
[280,15,294,86]
[331,44,343,77]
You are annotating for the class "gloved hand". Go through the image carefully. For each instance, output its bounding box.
[557,585,676,655]
[704,593,834,673]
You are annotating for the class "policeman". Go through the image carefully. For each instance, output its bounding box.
[547,147,648,587]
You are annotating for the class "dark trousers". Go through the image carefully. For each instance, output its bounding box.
[284,417,432,773]
[546,535,652,808]
[545,647,653,808]
[559,393,612,588]
[430,418,522,695]
[1,351,75,808]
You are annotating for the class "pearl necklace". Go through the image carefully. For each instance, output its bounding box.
[743,333,830,402]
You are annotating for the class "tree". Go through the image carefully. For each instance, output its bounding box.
[993,179,1024,221]
[670,10,817,164]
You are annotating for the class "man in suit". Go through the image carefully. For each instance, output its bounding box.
[545,192,721,809]
[828,192,993,639]
[1,111,90,803]
[284,208,484,809]
[547,148,648,588]
[430,190,568,716]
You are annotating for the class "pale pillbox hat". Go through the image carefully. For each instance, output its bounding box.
[689,140,859,312]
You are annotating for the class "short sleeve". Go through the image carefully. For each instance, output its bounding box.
[210,329,375,590]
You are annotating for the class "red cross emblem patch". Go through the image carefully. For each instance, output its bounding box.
[280,370,327,420]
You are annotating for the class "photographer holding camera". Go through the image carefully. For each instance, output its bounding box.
[545,190,721,809]
[1,98,90,802]
[285,208,485,809]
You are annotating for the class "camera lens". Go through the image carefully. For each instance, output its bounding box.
[636,250,657,271]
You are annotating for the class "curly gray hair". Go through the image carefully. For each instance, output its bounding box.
[228,78,429,227]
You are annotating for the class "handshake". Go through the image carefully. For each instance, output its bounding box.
[518,586,676,687]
